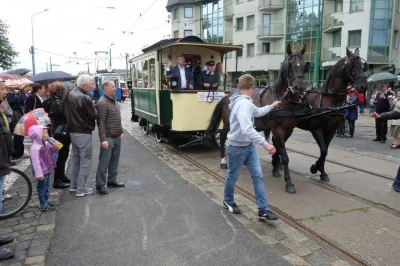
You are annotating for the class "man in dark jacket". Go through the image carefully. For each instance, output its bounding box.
[0,81,15,261]
[6,87,26,159]
[371,110,400,192]
[198,61,220,90]
[64,74,97,197]
[95,80,125,195]
[24,83,46,113]
[373,83,394,143]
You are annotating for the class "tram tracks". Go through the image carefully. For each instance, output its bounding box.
[133,127,369,266]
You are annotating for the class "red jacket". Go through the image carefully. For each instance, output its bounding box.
[357,92,366,104]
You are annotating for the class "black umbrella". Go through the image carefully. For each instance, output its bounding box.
[3,68,31,76]
[29,71,76,83]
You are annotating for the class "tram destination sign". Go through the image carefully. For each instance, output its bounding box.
[197,92,225,102]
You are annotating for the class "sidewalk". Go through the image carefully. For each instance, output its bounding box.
[45,130,290,266]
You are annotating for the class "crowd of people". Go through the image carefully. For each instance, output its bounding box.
[0,74,125,261]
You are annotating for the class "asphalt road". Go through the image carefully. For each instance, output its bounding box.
[46,129,289,266]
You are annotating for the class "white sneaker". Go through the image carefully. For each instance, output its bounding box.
[76,188,94,197]
[69,188,77,192]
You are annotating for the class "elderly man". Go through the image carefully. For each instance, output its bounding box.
[166,55,193,90]
[95,80,125,195]
[373,83,394,143]
[198,61,220,90]
[64,74,97,197]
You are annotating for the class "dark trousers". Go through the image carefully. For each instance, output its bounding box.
[336,122,345,136]
[348,120,355,136]
[12,135,25,158]
[375,118,388,141]
[54,134,71,182]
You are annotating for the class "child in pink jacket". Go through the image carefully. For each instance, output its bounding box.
[29,125,60,211]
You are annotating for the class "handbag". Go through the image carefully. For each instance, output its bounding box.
[53,124,68,139]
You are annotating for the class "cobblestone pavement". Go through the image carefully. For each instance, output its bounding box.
[120,109,354,266]
[0,140,62,266]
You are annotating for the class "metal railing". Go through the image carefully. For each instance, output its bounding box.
[258,23,284,37]
[259,0,285,9]
[323,12,343,30]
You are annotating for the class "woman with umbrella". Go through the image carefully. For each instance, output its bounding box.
[43,82,71,188]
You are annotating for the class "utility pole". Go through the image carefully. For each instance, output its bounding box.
[109,49,112,67]
[46,63,48,71]
[50,57,52,71]
[125,53,129,81]
[313,0,322,84]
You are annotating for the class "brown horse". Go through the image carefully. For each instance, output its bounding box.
[207,43,310,194]
[266,47,368,183]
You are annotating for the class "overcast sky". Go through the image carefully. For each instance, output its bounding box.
[2,0,170,75]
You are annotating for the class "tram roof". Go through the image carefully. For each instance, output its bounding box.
[131,36,242,62]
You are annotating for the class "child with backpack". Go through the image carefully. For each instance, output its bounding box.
[28,125,62,211]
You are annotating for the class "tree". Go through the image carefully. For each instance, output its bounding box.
[0,20,18,70]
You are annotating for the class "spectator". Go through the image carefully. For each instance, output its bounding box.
[371,110,400,192]
[369,91,378,114]
[389,89,400,149]
[373,83,393,143]
[64,74,97,197]
[345,88,359,138]
[95,80,125,195]
[28,125,60,211]
[0,80,15,261]
[6,87,27,159]
[24,83,45,113]
[43,82,71,189]
[357,91,366,115]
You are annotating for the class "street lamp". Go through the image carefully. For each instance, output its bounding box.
[31,9,49,75]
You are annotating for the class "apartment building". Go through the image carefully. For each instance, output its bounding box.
[166,0,400,86]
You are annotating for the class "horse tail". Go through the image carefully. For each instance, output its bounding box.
[207,98,225,134]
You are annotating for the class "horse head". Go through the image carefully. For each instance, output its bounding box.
[343,47,368,93]
[280,43,310,97]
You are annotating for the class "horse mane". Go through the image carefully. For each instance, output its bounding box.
[321,57,346,93]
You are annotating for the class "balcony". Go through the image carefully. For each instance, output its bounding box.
[322,12,344,33]
[224,0,233,21]
[224,31,233,44]
[321,47,342,68]
[257,24,284,39]
[258,0,285,11]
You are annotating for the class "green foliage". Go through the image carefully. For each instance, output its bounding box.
[0,20,18,70]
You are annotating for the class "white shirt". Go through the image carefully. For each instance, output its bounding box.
[36,94,44,103]
[179,66,187,88]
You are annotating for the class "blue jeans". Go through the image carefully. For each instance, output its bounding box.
[347,120,355,136]
[224,144,270,211]
[0,176,4,214]
[37,173,51,207]
[359,104,364,114]
[336,122,345,136]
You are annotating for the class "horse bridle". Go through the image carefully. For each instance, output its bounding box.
[283,53,305,93]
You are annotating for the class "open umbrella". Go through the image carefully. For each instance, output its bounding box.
[3,68,31,76]
[29,71,76,83]
[367,72,398,83]
[0,73,33,87]
[13,108,51,136]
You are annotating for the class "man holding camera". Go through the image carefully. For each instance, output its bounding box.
[373,83,394,143]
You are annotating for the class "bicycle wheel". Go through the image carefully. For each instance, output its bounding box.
[0,168,33,219]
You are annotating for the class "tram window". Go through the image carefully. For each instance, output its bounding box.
[132,64,137,87]
[143,61,149,88]
[149,59,156,88]
[137,63,143,88]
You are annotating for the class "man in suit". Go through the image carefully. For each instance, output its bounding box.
[25,83,46,113]
[166,55,193,90]
[199,61,220,90]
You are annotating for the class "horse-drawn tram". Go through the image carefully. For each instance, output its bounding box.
[129,36,242,146]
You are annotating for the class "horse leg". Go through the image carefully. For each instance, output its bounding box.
[265,129,283,171]
[309,129,330,182]
[317,130,336,182]
[276,129,296,194]
[271,136,281,178]
[220,128,228,169]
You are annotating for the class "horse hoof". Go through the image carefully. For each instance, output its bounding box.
[310,164,318,174]
[286,184,296,194]
[272,169,281,178]
[320,174,330,182]
[220,163,228,169]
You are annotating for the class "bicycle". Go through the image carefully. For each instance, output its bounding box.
[0,168,32,219]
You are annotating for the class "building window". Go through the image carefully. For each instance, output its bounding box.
[262,14,271,35]
[335,0,343,12]
[202,1,224,44]
[247,15,255,30]
[237,49,243,57]
[348,30,361,47]
[184,30,192,37]
[237,0,244,3]
[184,7,193,18]
[174,30,179,38]
[332,29,341,47]
[350,0,363,12]
[262,42,270,54]
[247,43,255,57]
[173,8,179,20]
[236,17,243,31]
